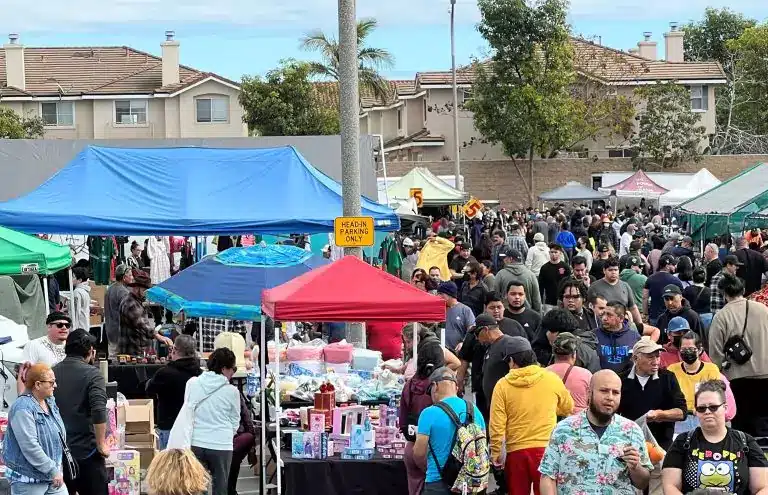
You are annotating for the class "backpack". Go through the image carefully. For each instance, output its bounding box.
[683,427,749,457]
[428,400,490,493]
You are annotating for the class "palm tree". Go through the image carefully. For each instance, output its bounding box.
[300,18,395,103]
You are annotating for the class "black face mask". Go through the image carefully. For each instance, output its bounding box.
[680,349,699,365]
[672,336,682,348]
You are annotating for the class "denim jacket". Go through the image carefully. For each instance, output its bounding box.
[3,393,65,480]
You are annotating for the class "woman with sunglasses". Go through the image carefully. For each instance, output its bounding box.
[3,363,67,495]
[662,380,768,494]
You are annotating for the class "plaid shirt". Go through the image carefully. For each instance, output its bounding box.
[507,234,529,260]
[198,318,247,353]
[709,270,726,314]
[118,293,156,355]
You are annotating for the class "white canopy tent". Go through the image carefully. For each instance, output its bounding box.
[659,169,721,206]
[384,168,467,206]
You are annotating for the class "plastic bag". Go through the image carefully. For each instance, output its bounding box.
[635,414,666,466]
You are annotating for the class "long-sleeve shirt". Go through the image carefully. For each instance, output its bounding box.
[72,283,91,331]
[709,270,727,314]
[416,236,455,281]
[147,237,171,285]
[507,235,529,260]
[118,292,155,355]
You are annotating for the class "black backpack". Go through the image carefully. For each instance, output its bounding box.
[683,427,749,455]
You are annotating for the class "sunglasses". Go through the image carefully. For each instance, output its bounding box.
[695,403,725,414]
[427,376,456,394]
[52,322,71,329]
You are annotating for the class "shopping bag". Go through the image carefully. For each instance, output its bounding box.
[635,414,665,466]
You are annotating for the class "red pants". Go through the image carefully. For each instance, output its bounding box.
[505,447,546,495]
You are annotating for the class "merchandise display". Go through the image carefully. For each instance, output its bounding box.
[107,450,141,495]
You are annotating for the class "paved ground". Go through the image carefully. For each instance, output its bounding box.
[235,460,260,494]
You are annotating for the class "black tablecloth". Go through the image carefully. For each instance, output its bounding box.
[281,450,407,495]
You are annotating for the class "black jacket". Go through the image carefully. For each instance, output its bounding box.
[146,357,202,429]
[618,368,687,450]
[655,300,704,347]
[735,248,768,297]
[52,357,108,460]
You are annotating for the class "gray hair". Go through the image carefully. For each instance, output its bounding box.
[705,243,718,255]
[735,236,748,249]
[173,334,197,358]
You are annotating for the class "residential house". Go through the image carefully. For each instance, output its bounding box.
[0,32,247,139]
[323,24,725,162]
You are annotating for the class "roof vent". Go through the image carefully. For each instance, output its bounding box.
[643,32,652,41]
[670,22,679,32]
[8,33,19,44]
[165,30,175,41]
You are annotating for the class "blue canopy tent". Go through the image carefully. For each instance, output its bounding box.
[146,244,328,320]
[0,145,399,235]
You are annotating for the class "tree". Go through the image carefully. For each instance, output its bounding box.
[300,18,394,102]
[0,107,45,139]
[469,0,574,206]
[238,60,339,136]
[684,8,756,68]
[726,25,768,136]
[631,83,706,169]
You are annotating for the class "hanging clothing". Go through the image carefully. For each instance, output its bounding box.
[88,236,115,285]
[416,237,455,281]
[240,235,255,247]
[195,237,207,263]
[180,238,195,271]
[328,234,344,262]
[379,236,402,277]
[147,237,171,285]
[217,236,236,252]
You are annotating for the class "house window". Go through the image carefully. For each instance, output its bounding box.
[41,102,74,127]
[460,88,473,105]
[397,109,402,130]
[423,99,428,122]
[608,148,633,158]
[114,100,147,125]
[196,96,229,123]
[690,85,709,111]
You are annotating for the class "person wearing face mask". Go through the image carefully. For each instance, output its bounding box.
[53,329,109,494]
[666,331,722,434]
[659,317,712,370]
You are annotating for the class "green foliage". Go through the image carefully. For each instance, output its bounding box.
[238,60,339,136]
[684,8,756,69]
[631,83,706,169]
[301,18,394,102]
[727,24,768,136]
[0,107,45,139]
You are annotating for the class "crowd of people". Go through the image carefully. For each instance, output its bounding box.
[388,205,768,495]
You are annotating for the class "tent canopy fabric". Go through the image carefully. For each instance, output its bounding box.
[599,169,669,197]
[386,168,468,206]
[146,244,327,320]
[539,181,609,201]
[0,227,71,275]
[0,145,399,235]
[261,256,446,322]
[659,169,721,207]
[677,162,768,239]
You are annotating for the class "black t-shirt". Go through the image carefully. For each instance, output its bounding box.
[482,335,515,405]
[663,428,768,495]
[590,258,608,280]
[504,309,542,341]
[589,420,608,440]
[539,262,572,306]
[458,318,526,392]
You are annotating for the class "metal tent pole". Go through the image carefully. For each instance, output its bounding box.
[259,314,267,495]
[42,277,49,316]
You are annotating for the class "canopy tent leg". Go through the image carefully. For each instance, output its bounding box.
[67,268,74,314]
[413,322,419,368]
[440,326,445,348]
[275,321,282,495]
[42,277,49,316]
[198,317,204,353]
[259,314,267,495]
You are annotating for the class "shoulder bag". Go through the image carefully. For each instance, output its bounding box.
[167,380,229,450]
[723,301,752,366]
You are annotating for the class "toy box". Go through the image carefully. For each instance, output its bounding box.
[291,431,328,459]
[309,413,326,433]
[332,405,366,435]
[107,450,141,495]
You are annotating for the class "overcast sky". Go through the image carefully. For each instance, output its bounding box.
[2,0,767,80]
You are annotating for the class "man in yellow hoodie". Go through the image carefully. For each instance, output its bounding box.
[489,336,573,495]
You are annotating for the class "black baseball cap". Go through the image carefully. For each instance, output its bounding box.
[472,313,499,333]
[46,312,71,325]
[500,336,533,363]
[597,244,610,253]
[658,255,677,268]
[662,284,682,298]
[724,254,744,267]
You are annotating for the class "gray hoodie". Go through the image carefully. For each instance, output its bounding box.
[494,262,542,313]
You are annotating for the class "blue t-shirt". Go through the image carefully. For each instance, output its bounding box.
[417,396,486,483]
[444,303,475,350]
[644,272,683,320]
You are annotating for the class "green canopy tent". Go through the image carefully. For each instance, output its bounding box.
[676,162,768,240]
[0,226,73,316]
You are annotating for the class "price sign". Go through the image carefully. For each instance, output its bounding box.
[463,198,484,219]
[21,263,39,274]
[409,188,423,208]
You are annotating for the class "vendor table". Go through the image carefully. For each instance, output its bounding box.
[108,364,248,399]
[280,398,390,409]
[281,450,407,495]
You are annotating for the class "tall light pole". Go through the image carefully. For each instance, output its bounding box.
[450,0,462,191]
[339,0,362,258]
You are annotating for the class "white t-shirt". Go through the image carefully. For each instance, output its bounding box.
[22,336,66,367]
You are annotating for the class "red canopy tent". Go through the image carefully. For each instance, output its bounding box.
[261,255,446,322]
[599,169,669,197]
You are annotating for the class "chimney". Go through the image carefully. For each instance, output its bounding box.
[161,30,180,87]
[637,32,657,60]
[664,22,685,62]
[3,33,26,90]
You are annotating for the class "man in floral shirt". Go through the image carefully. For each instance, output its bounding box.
[539,370,652,494]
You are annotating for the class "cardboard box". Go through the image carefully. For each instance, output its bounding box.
[124,433,154,444]
[124,399,154,434]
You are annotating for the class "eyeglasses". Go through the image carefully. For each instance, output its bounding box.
[695,403,725,414]
[52,322,71,329]
[427,376,456,394]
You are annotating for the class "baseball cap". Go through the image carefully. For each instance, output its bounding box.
[533,233,545,242]
[436,281,458,299]
[472,314,499,333]
[662,284,682,298]
[724,254,744,267]
[658,254,677,268]
[666,316,691,334]
[427,366,458,393]
[681,236,693,244]
[552,332,579,356]
[669,232,681,241]
[629,256,643,267]
[402,237,414,247]
[500,336,533,362]
[632,336,663,355]
[498,246,522,261]
[597,244,610,253]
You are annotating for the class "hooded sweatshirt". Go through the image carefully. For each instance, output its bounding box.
[398,376,433,441]
[532,327,601,373]
[489,365,573,458]
[188,371,241,451]
[595,324,641,373]
[72,282,91,332]
[620,268,647,308]
[525,242,550,276]
[146,357,203,430]
[494,262,542,313]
